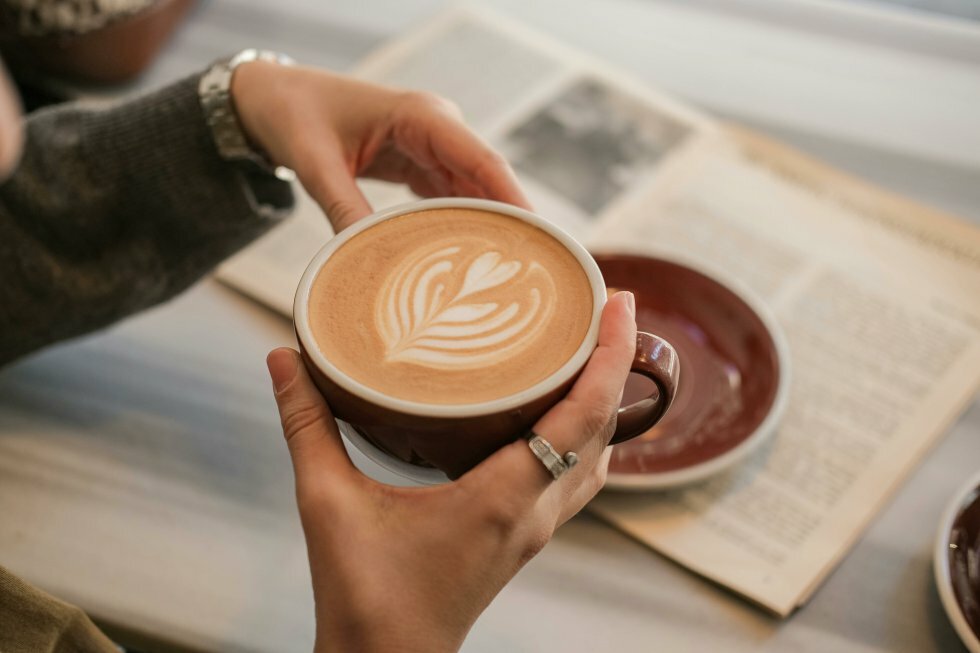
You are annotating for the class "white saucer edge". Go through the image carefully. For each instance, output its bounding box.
[338,420,450,486]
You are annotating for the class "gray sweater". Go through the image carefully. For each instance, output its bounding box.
[0,73,295,366]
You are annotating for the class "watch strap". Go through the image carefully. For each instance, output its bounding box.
[198,49,296,176]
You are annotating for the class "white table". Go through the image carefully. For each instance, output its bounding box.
[1,1,978,651]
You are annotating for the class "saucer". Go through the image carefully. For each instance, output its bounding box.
[338,421,449,486]
[935,469,980,653]
[594,251,790,490]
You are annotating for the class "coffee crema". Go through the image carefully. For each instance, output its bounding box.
[309,208,593,404]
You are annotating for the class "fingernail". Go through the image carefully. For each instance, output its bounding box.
[267,349,298,394]
[622,291,635,317]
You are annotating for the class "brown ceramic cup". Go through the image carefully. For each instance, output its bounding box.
[294,199,679,479]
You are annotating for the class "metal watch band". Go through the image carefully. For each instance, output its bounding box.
[198,49,296,176]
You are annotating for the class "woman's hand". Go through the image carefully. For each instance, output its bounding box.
[266,291,636,653]
[231,60,530,232]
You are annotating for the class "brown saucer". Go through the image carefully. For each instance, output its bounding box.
[594,254,788,488]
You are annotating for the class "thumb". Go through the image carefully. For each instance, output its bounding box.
[299,154,374,233]
[267,348,357,485]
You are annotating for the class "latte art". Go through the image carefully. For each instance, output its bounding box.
[308,208,594,405]
[378,243,555,369]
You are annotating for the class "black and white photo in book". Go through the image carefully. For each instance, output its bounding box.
[501,77,691,216]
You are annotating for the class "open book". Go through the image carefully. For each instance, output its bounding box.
[217,7,980,616]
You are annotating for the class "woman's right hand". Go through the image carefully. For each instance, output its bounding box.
[232,61,530,233]
[266,290,637,653]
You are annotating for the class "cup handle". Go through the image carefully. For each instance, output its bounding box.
[609,332,680,445]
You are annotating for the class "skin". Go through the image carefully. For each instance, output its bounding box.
[0,61,24,180]
[230,60,531,232]
[1,58,637,652]
[234,62,640,650]
[267,291,636,653]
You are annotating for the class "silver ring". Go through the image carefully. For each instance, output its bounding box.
[526,432,579,481]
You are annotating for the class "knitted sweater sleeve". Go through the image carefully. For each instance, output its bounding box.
[0,72,294,365]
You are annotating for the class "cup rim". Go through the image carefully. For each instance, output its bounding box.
[294,198,606,418]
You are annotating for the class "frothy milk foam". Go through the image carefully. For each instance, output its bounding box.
[309,208,593,405]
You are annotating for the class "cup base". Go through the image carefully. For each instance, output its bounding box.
[338,420,450,486]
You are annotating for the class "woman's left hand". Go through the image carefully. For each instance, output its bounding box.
[266,292,637,652]
[230,60,530,232]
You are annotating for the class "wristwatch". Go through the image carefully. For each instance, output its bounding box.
[198,49,296,179]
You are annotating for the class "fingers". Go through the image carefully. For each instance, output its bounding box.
[267,348,358,489]
[294,88,529,228]
[465,291,636,508]
[297,152,374,233]
[531,290,637,470]
[408,168,452,198]
[386,93,532,209]
[430,122,530,209]
[365,148,490,202]
[555,447,611,527]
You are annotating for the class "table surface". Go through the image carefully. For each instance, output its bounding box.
[1,1,979,651]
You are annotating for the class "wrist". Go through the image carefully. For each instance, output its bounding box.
[313,607,466,653]
[199,49,294,176]
[314,633,462,653]
[227,59,281,156]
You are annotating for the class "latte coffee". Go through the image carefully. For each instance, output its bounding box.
[308,207,594,405]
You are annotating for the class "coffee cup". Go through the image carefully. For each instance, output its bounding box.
[294,198,678,479]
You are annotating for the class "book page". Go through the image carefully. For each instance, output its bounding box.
[587,131,980,615]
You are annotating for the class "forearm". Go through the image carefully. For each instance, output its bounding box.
[0,72,293,365]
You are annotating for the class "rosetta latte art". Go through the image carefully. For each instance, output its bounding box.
[377,239,556,370]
